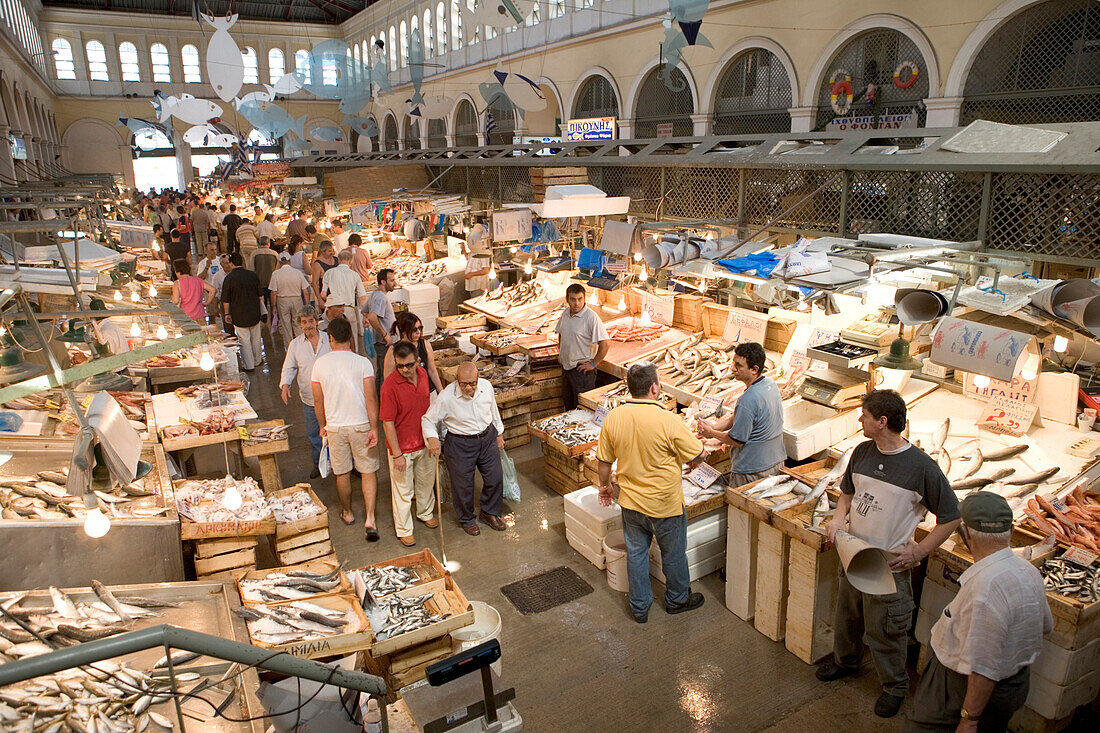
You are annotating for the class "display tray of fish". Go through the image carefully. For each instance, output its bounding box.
[174,476,272,524]
[593,381,676,411]
[191,391,236,410]
[477,280,548,311]
[365,593,451,642]
[1039,556,1100,604]
[1022,487,1100,553]
[160,409,241,440]
[244,423,290,444]
[531,410,596,437]
[4,389,148,424]
[606,323,669,343]
[549,424,602,451]
[0,467,168,522]
[367,253,447,285]
[645,334,775,399]
[267,489,324,523]
[173,380,244,398]
[237,563,347,605]
[235,597,360,648]
[350,565,430,603]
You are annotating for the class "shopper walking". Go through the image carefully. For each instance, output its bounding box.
[818,389,961,719]
[257,213,281,243]
[251,237,279,313]
[422,361,506,536]
[321,249,368,353]
[220,252,265,371]
[381,341,438,547]
[364,267,396,374]
[190,202,212,255]
[698,342,786,486]
[221,204,243,254]
[311,315,381,540]
[236,217,259,267]
[280,306,330,478]
[269,251,312,345]
[163,229,191,281]
[331,219,351,253]
[463,220,491,298]
[170,259,216,322]
[285,210,309,242]
[555,283,610,409]
[596,361,708,623]
[310,240,337,304]
[381,312,444,393]
[347,233,373,281]
[905,492,1051,733]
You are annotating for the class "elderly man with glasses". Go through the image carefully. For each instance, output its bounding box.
[279,306,330,478]
[380,340,438,546]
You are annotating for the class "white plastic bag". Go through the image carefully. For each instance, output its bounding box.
[500,449,520,503]
[318,437,331,478]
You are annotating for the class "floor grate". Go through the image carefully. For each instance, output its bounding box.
[500,566,594,615]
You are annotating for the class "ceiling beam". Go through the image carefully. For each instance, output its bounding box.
[285,0,296,21]
[302,0,338,21]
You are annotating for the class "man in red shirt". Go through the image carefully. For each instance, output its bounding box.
[380,340,439,546]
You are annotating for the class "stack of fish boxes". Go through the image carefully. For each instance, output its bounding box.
[271,484,334,565]
[564,486,622,569]
[649,507,727,582]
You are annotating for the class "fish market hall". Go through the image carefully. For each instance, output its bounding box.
[2,0,1099,730]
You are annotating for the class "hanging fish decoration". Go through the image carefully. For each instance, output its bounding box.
[235,98,307,140]
[346,116,380,138]
[182,123,238,148]
[461,0,537,30]
[493,68,547,112]
[409,28,426,108]
[152,92,222,126]
[310,125,345,142]
[117,116,163,150]
[658,0,713,92]
[202,13,244,103]
[270,72,303,95]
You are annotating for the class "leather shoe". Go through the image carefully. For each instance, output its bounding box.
[816,657,861,682]
[309,466,321,479]
[874,692,904,719]
[461,523,480,536]
[421,517,439,529]
[479,512,506,531]
[665,592,704,615]
[398,535,416,547]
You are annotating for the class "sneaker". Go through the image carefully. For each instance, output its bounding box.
[665,592,705,615]
[874,692,905,719]
[816,657,861,682]
[309,466,321,479]
[633,611,648,624]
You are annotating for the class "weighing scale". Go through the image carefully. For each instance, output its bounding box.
[586,272,621,291]
[402,640,522,732]
[535,255,572,273]
[798,368,869,407]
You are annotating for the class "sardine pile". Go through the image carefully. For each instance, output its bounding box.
[553,424,601,448]
[479,329,523,350]
[174,477,271,523]
[235,600,351,646]
[531,410,595,435]
[479,281,546,310]
[0,470,165,522]
[353,566,422,602]
[238,565,343,604]
[191,391,235,410]
[1040,557,1100,603]
[599,382,675,411]
[246,424,290,445]
[370,594,449,641]
[267,490,324,523]
[367,253,446,285]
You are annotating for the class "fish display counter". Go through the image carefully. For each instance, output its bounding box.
[1,389,156,443]
[0,441,183,590]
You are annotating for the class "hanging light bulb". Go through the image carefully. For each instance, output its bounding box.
[114,290,123,302]
[510,246,517,253]
[633,252,642,262]
[616,296,626,312]
[155,324,168,340]
[130,291,140,303]
[523,262,532,275]
[1053,335,1069,353]
[488,266,497,280]
[639,310,653,326]
[973,374,991,389]
[1021,369,1038,380]
[199,350,215,371]
[148,285,157,298]
[83,508,111,538]
[129,321,141,338]
[222,483,243,511]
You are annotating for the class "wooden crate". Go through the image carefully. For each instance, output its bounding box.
[725,504,759,621]
[542,445,586,481]
[504,434,530,451]
[350,549,450,602]
[766,316,798,353]
[367,574,475,657]
[247,594,373,660]
[543,462,587,496]
[240,419,290,458]
[437,313,486,330]
[702,302,733,339]
[754,523,790,641]
[236,558,351,605]
[193,535,257,560]
[673,294,708,332]
[784,537,839,664]
[178,500,276,541]
[500,403,531,421]
[543,429,599,457]
[361,635,455,697]
[193,537,258,578]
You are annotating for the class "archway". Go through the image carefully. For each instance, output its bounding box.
[130,126,180,193]
[486,98,516,145]
[522,81,562,137]
[711,48,794,135]
[632,65,694,138]
[402,116,421,150]
[383,114,399,150]
[453,99,478,146]
[571,73,619,121]
[425,118,447,148]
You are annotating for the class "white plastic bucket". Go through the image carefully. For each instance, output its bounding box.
[451,600,503,675]
[604,529,630,592]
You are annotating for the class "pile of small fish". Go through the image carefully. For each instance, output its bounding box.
[174,381,243,398]
[1040,557,1100,603]
[368,253,447,285]
[606,323,668,343]
[353,565,423,601]
[1023,487,1100,552]
[466,363,532,394]
[0,469,165,522]
[531,410,595,435]
[174,477,271,523]
[267,489,324,523]
[646,335,744,397]
[161,409,240,440]
[598,382,675,410]
[552,423,602,448]
[479,329,523,350]
[370,594,449,641]
[4,390,147,424]
[742,446,855,520]
[245,424,290,445]
[480,281,547,310]
[191,391,235,410]
[144,353,184,368]
[238,565,343,604]
[235,600,352,646]
[442,313,484,329]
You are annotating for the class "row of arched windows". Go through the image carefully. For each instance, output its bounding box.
[0,0,43,64]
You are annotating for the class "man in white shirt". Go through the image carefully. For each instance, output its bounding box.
[463,221,491,298]
[311,315,381,540]
[555,283,610,409]
[422,361,506,536]
[321,249,367,354]
[269,251,312,346]
[331,219,351,253]
[280,305,330,478]
[86,298,128,355]
[907,492,1052,732]
[257,213,281,242]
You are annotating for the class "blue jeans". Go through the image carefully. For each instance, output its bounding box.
[620,508,689,617]
[303,404,323,467]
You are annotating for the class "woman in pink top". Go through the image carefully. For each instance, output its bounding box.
[171,259,216,322]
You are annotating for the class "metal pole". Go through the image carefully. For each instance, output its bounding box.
[14,290,89,431]
[838,170,851,238]
[977,171,993,245]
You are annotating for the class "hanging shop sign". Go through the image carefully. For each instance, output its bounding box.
[656,123,675,138]
[825,112,918,131]
[565,117,616,141]
[251,161,291,183]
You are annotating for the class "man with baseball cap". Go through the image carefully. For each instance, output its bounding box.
[905,492,1052,732]
[268,250,312,346]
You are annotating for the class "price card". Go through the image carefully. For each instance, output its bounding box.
[81,395,93,409]
[977,395,1038,436]
[963,372,1037,404]
[699,395,724,415]
[643,292,675,326]
[593,405,610,427]
[504,356,527,378]
[45,399,61,411]
[722,307,768,345]
[1061,547,1098,567]
[807,327,839,348]
[237,426,250,441]
[686,462,722,489]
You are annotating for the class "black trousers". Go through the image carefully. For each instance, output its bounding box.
[905,654,1030,732]
[563,367,597,410]
[442,426,503,526]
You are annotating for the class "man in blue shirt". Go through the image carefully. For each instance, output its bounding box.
[698,341,786,486]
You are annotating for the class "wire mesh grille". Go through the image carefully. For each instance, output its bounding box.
[844,170,983,240]
[426,119,447,148]
[500,166,533,201]
[573,75,619,119]
[467,168,496,199]
[960,0,1100,125]
[455,100,478,146]
[814,29,930,131]
[712,49,793,135]
[383,116,399,151]
[986,172,1100,257]
[634,67,695,138]
[403,118,421,150]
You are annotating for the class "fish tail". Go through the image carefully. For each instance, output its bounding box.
[411,91,425,105]
[293,114,308,137]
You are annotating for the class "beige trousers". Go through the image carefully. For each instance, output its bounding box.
[276,296,303,345]
[388,447,437,538]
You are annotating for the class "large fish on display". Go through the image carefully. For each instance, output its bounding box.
[461,0,536,30]
[202,13,244,103]
[310,125,345,142]
[152,92,222,125]
[493,68,546,112]
[346,116,380,138]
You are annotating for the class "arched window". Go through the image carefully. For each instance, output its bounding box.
[119,41,140,81]
[424,10,433,56]
[389,26,397,69]
[486,99,514,145]
[426,118,447,148]
[268,48,285,84]
[352,44,360,83]
[454,99,478,146]
[451,1,462,48]
[85,40,109,81]
[51,38,75,80]
[712,48,792,135]
[549,0,565,19]
[321,55,338,86]
[383,115,399,151]
[961,0,1100,125]
[181,44,201,82]
[526,1,540,26]
[295,49,311,82]
[633,66,694,137]
[814,29,930,130]
[466,0,479,44]
[241,46,258,84]
[400,20,408,68]
[436,4,447,54]
[150,42,171,82]
[403,116,421,150]
[573,74,618,119]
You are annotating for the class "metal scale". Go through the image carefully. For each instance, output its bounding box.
[402,640,522,732]
[798,341,881,407]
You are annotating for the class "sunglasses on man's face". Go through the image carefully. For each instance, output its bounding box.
[396,360,417,370]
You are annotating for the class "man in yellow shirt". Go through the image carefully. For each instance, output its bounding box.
[597,362,707,623]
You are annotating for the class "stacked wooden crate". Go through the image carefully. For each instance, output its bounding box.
[541,442,589,495]
[673,294,708,333]
[191,535,263,581]
[500,399,532,451]
[527,353,565,423]
[271,483,335,565]
[529,167,588,199]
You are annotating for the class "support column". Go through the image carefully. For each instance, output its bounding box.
[0,125,14,182]
[691,113,710,137]
[119,143,136,189]
[617,119,634,140]
[445,134,456,149]
[924,97,964,128]
[788,107,815,133]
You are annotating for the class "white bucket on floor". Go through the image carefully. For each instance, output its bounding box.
[451,600,503,675]
[604,529,629,592]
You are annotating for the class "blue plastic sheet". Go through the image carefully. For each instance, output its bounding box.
[715,252,781,278]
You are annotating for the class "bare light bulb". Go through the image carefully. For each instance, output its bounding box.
[488,267,497,280]
[617,296,626,312]
[130,291,140,303]
[114,290,123,302]
[1021,369,1037,380]
[523,262,532,275]
[510,246,517,253]
[155,325,168,340]
[129,321,141,338]
[973,375,990,389]
[1054,335,1068,353]
[639,310,653,326]
[148,286,157,298]
[83,508,111,538]
[633,252,642,262]
[199,350,215,371]
[222,484,243,511]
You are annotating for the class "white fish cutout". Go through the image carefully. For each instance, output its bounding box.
[183,124,237,148]
[203,13,244,103]
[461,0,536,30]
[270,73,302,95]
[407,94,453,121]
[234,88,274,110]
[310,125,345,142]
[496,69,547,112]
[154,93,222,125]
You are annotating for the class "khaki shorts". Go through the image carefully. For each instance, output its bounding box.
[327,423,379,475]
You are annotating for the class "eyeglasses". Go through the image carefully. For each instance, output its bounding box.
[457,379,478,388]
[396,361,417,370]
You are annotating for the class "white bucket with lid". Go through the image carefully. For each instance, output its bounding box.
[603,529,630,592]
[451,600,503,675]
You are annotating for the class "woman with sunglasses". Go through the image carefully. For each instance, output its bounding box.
[382,311,444,394]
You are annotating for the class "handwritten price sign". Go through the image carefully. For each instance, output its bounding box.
[978,395,1037,436]
[643,293,674,326]
[722,307,769,345]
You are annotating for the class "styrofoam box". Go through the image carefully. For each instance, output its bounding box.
[1025,668,1099,720]
[403,282,441,304]
[650,548,727,583]
[565,527,605,569]
[1032,634,1100,688]
[564,514,606,558]
[651,536,726,568]
[783,398,862,460]
[564,487,622,538]
[409,303,439,335]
